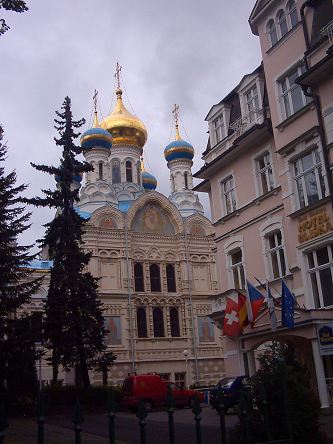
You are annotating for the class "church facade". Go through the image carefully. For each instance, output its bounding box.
[25,78,224,387]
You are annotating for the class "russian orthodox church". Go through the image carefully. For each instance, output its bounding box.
[27,67,223,387]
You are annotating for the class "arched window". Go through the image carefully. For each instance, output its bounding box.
[137,307,147,338]
[287,0,298,28]
[98,162,103,180]
[134,263,144,292]
[169,307,180,337]
[137,162,141,186]
[153,307,164,337]
[150,264,161,292]
[267,19,278,46]
[277,10,288,37]
[184,172,188,190]
[112,160,121,184]
[126,160,133,182]
[166,264,176,292]
[171,175,175,192]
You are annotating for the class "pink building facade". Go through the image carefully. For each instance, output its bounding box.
[194,0,333,407]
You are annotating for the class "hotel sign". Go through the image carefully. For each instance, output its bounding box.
[298,208,333,243]
[317,322,333,356]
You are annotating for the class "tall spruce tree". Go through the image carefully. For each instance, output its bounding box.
[0,0,28,36]
[0,124,41,395]
[28,97,107,387]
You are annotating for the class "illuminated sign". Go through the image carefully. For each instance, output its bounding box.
[317,322,333,356]
[298,208,333,243]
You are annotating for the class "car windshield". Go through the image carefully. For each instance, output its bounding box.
[219,377,236,388]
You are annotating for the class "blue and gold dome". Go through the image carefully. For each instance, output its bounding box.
[80,112,113,150]
[164,126,194,163]
[140,158,157,190]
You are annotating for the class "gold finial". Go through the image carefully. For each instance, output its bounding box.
[140,156,145,171]
[172,104,181,140]
[92,89,99,127]
[115,62,122,91]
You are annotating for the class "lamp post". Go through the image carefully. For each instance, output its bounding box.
[183,349,189,388]
[35,342,43,391]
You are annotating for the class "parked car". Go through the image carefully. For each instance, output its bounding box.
[209,376,246,413]
[121,373,204,412]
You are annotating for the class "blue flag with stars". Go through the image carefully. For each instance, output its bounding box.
[281,280,294,328]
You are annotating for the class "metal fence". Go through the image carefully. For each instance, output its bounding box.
[0,389,294,444]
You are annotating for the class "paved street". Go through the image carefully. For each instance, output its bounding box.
[48,406,239,444]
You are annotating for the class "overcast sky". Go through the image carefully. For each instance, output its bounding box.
[1,0,261,251]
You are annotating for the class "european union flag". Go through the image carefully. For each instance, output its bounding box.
[281,280,294,328]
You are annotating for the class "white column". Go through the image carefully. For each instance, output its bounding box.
[247,349,256,376]
[311,338,330,408]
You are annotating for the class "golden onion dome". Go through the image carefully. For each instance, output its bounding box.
[100,88,147,148]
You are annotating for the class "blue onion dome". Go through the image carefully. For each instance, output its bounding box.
[80,112,113,150]
[142,170,157,190]
[164,125,194,162]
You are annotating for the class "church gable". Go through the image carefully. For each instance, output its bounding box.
[131,203,176,235]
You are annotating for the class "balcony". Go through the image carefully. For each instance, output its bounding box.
[229,109,264,138]
[321,19,333,46]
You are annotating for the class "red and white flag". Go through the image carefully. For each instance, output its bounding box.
[223,293,248,336]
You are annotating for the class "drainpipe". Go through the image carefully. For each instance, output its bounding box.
[300,0,333,208]
[184,226,200,386]
[124,214,136,372]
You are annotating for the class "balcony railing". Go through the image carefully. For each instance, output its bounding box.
[229,108,264,138]
[321,19,333,45]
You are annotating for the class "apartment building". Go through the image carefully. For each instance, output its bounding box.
[194,0,333,407]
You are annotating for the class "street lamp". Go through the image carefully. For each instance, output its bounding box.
[183,349,189,388]
[35,342,43,391]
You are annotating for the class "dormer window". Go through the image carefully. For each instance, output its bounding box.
[213,115,225,145]
[245,85,260,123]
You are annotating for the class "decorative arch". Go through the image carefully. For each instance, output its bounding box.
[89,205,124,229]
[127,192,183,235]
[185,213,214,236]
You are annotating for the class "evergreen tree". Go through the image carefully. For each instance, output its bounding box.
[229,341,321,444]
[28,97,107,387]
[0,124,41,397]
[0,0,28,36]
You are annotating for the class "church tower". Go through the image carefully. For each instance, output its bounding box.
[164,105,204,217]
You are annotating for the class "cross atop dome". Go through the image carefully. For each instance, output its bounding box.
[172,104,181,141]
[114,62,122,91]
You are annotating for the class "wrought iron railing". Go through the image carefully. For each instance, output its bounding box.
[321,19,333,45]
[229,109,264,138]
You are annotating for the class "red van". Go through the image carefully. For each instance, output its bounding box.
[121,373,204,411]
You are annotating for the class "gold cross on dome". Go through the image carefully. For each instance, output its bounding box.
[172,104,179,127]
[93,89,98,113]
[114,62,122,89]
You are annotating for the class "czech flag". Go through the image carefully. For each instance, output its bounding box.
[246,281,265,323]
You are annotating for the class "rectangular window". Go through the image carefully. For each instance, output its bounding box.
[198,316,214,343]
[213,115,225,144]
[230,249,246,289]
[175,372,186,388]
[256,152,274,195]
[245,85,260,123]
[307,245,333,308]
[293,149,326,209]
[280,64,308,119]
[266,231,287,279]
[104,316,122,345]
[221,176,236,215]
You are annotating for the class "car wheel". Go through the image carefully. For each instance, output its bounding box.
[143,399,154,412]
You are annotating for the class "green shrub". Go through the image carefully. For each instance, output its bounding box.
[43,384,122,408]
